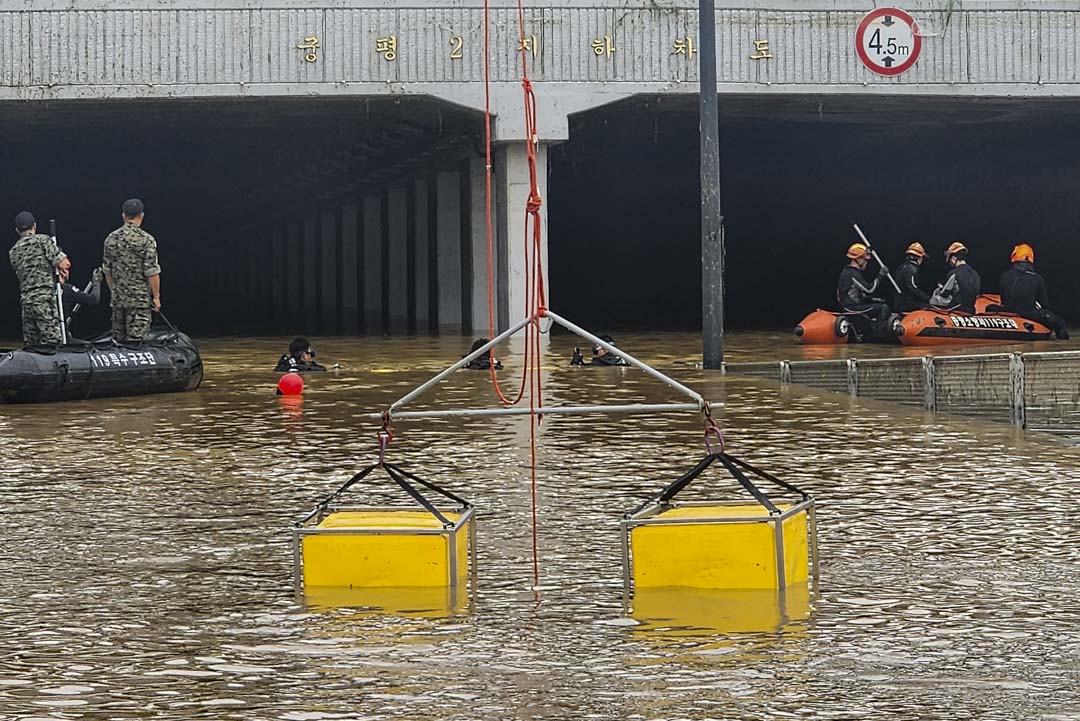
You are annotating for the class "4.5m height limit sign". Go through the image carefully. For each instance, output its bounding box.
[855,7,922,76]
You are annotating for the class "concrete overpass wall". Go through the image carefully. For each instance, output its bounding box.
[4,1,1080,130]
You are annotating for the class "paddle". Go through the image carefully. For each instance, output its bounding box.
[50,219,69,345]
[852,223,902,295]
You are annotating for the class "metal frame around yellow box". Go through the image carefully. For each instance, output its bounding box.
[292,504,477,606]
[620,499,819,602]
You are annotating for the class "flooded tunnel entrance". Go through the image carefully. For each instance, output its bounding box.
[550,95,1080,333]
[0,96,485,339]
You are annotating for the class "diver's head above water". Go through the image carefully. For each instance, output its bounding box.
[289,337,315,364]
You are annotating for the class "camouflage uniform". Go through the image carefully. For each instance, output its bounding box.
[8,233,66,346]
[102,222,161,342]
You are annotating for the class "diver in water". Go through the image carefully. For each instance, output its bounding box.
[463,338,503,370]
[931,242,980,315]
[275,337,326,373]
[571,335,630,367]
[999,244,1069,340]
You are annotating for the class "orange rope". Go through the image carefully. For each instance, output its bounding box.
[481,0,546,588]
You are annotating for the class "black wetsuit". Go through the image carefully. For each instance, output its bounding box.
[61,281,100,317]
[936,264,981,315]
[999,261,1069,339]
[274,355,327,372]
[465,355,503,371]
[892,259,931,313]
[837,265,890,323]
[571,349,629,366]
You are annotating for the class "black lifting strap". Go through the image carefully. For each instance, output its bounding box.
[316,464,381,515]
[627,452,793,518]
[314,462,467,529]
[724,454,809,500]
[385,462,471,508]
[627,454,718,518]
[715,453,781,515]
[383,463,456,528]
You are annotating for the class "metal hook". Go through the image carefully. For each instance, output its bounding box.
[704,415,724,455]
[377,412,393,466]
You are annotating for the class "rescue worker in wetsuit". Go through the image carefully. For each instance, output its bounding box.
[464,338,503,370]
[571,335,630,366]
[59,266,104,325]
[837,243,891,336]
[275,337,327,372]
[999,244,1069,340]
[931,242,980,315]
[892,242,932,313]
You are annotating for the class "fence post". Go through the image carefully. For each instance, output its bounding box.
[846,359,858,396]
[1009,353,1026,427]
[922,356,936,411]
[779,360,791,385]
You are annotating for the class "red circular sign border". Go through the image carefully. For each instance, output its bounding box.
[855,7,922,77]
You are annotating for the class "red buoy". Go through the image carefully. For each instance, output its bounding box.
[277,372,304,396]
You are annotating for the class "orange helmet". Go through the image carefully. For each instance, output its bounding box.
[847,243,870,260]
[945,242,968,258]
[905,242,927,258]
[1010,243,1034,263]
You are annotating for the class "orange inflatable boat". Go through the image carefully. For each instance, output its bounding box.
[795,295,1054,346]
[894,309,1052,346]
[794,310,858,345]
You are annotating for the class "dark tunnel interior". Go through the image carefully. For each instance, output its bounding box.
[550,94,1080,332]
[0,96,483,339]
[3,93,1080,339]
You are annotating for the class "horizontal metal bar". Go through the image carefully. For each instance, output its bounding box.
[297,527,455,537]
[387,314,534,414]
[624,498,814,525]
[545,310,706,407]
[1019,351,1080,360]
[624,516,782,529]
[366,402,706,420]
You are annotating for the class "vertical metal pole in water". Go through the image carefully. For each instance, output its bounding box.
[699,0,724,369]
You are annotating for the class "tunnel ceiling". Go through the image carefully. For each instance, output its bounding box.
[0,95,483,233]
[572,93,1080,128]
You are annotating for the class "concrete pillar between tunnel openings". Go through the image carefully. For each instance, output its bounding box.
[496,142,549,329]
[362,194,383,334]
[272,226,286,328]
[468,156,490,336]
[387,188,409,334]
[436,170,463,333]
[302,217,318,331]
[414,179,430,334]
[340,204,359,333]
[286,222,302,331]
[320,210,338,333]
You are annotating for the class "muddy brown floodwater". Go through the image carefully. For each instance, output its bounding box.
[1,331,1077,720]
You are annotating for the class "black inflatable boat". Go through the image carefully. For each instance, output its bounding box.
[0,328,203,404]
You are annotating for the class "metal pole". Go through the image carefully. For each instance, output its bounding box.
[700,0,723,370]
[386,313,534,414]
[852,223,902,295]
[367,402,707,421]
[49,219,68,345]
[545,311,706,406]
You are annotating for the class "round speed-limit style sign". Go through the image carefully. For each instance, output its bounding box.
[855,7,922,76]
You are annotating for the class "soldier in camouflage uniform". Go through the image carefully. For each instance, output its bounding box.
[102,199,162,343]
[9,211,70,346]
